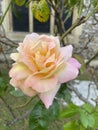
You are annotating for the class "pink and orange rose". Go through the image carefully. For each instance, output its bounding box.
[9,33,81,108]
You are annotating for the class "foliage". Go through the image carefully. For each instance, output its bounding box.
[31,0,50,22]
[29,100,60,130]
[60,103,98,130]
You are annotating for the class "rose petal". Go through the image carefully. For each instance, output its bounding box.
[39,83,60,109]
[60,45,73,61]
[10,78,22,88]
[57,62,79,83]
[25,76,58,92]
[10,78,37,97]
[23,33,39,44]
[10,53,20,61]
[50,36,60,48]
[68,58,81,69]
[9,63,32,80]
[19,85,37,97]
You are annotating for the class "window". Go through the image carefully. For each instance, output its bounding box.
[2,0,82,44]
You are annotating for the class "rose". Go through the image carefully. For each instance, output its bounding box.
[9,33,81,108]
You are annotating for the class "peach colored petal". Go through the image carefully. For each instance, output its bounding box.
[10,53,20,61]
[10,78,23,88]
[9,63,32,80]
[42,60,65,79]
[39,83,60,109]
[57,62,79,83]
[33,64,55,78]
[25,76,58,92]
[10,78,37,97]
[44,54,55,67]
[19,84,37,97]
[60,45,73,61]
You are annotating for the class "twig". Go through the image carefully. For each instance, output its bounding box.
[0,39,17,47]
[86,51,98,65]
[67,84,95,107]
[61,4,98,41]
[61,16,86,40]
[14,97,34,109]
[6,109,32,126]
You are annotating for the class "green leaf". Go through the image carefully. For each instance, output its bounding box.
[31,0,50,22]
[14,0,26,6]
[87,115,95,128]
[57,83,71,103]
[63,120,78,130]
[59,103,80,118]
[80,112,88,128]
[29,100,60,130]
[10,89,24,97]
[79,105,96,129]
[91,110,98,128]
[82,104,93,113]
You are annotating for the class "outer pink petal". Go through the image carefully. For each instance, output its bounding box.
[39,83,60,109]
[57,62,79,83]
[25,76,58,93]
[68,58,81,69]
[9,63,32,80]
[60,45,73,61]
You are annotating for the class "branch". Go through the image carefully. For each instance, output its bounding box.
[61,4,98,41]
[6,109,32,126]
[61,16,86,40]
[0,96,16,118]
[0,39,17,47]
[67,84,95,107]
[86,51,98,66]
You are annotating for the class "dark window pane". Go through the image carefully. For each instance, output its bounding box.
[63,11,73,30]
[55,9,73,31]
[12,4,29,32]
[33,17,50,33]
